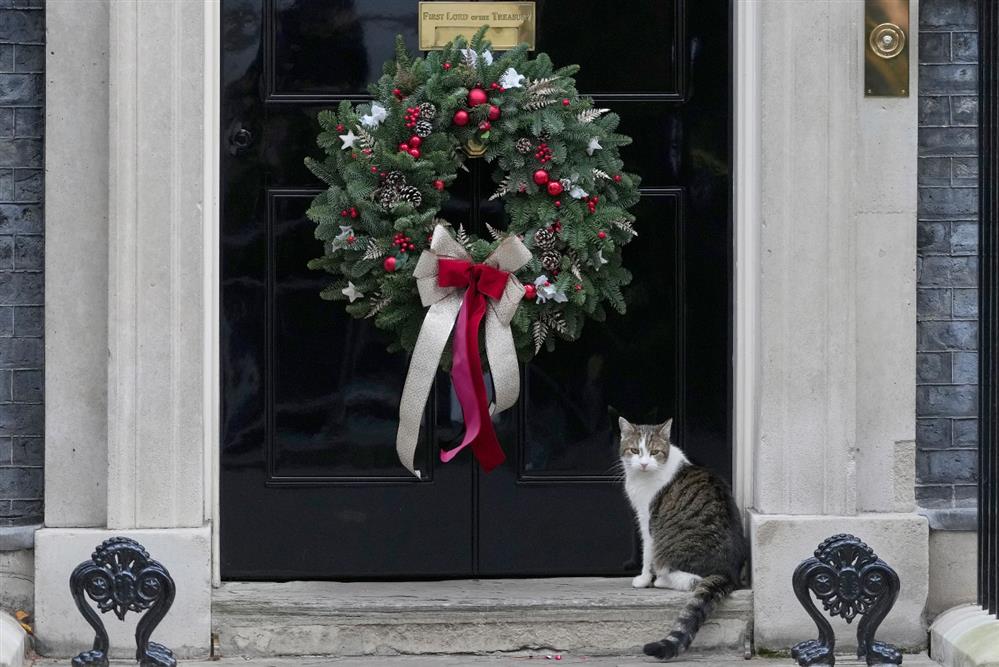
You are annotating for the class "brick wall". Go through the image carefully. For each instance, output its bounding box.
[0,0,43,527]
[916,0,980,508]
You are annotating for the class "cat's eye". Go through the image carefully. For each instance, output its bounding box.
[625,448,640,455]
[650,450,664,456]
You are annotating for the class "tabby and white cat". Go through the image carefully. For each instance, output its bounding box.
[619,416,747,661]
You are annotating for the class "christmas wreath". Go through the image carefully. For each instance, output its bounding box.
[306,29,640,474]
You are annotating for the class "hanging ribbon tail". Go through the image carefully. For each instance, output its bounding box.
[439,260,509,471]
[395,293,462,476]
[484,238,532,413]
[395,225,531,477]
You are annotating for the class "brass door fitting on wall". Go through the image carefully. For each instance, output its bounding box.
[865,0,909,96]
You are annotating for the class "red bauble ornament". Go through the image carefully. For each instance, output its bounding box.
[554,200,562,208]
[399,143,409,152]
[443,62,452,70]
[468,87,488,106]
[392,87,402,98]
[613,174,623,182]
[408,136,422,148]
[383,256,397,272]
[487,104,501,121]
[453,109,470,126]
[336,124,345,132]
[562,98,571,106]
[598,231,607,239]
[547,181,564,196]
[533,169,549,185]
[433,179,445,191]
[370,166,378,173]
[574,284,582,291]
[478,120,491,131]
[409,148,421,158]
[523,284,537,300]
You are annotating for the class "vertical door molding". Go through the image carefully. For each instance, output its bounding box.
[106,0,207,529]
[734,0,761,518]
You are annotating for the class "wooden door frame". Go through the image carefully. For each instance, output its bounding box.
[205,0,757,584]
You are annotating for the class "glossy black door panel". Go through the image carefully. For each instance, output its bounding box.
[518,194,681,478]
[268,1,420,100]
[267,192,432,480]
[221,0,731,579]
[535,0,682,97]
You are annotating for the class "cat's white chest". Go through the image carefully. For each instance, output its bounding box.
[625,475,666,523]
[624,451,690,529]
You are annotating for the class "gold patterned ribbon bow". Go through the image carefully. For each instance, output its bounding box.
[396,224,532,477]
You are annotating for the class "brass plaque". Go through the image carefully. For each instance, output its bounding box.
[865,0,909,97]
[419,2,536,50]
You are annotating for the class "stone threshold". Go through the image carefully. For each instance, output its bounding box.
[212,577,753,659]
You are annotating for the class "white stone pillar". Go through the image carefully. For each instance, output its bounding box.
[104,0,206,531]
[746,0,927,651]
[44,0,110,530]
[35,1,211,658]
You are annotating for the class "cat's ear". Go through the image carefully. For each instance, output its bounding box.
[658,418,673,440]
[618,416,635,436]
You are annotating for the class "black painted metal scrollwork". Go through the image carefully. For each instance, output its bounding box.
[69,537,177,667]
[791,534,902,666]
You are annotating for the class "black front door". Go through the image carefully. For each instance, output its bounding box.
[220,0,732,579]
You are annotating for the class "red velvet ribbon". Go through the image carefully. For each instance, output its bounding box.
[437,257,509,471]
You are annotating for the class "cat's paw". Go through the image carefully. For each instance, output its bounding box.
[654,571,702,591]
[631,573,653,588]
[669,571,703,591]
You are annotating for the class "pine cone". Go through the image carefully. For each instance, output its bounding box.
[516,137,533,154]
[384,171,406,186]
[418,102,437,120]
[396,185,423,208]
[414,119,434,138]
[537,131,551,143]
[541,250,562,272]
[533,228,556,250]
[377,186,400,209]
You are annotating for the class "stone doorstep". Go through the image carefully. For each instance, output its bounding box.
[212,578,753,659]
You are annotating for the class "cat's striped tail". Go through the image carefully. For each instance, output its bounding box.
[642,573,735,661]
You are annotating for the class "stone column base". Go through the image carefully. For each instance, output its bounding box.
[33,525,211,659]
[749,511,929,652]
[931,604,999,667]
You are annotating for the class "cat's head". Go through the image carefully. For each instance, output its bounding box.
[618,417,673,474]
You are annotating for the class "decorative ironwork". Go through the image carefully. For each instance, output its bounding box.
[791,534,901,666]
[69,537,177,667]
